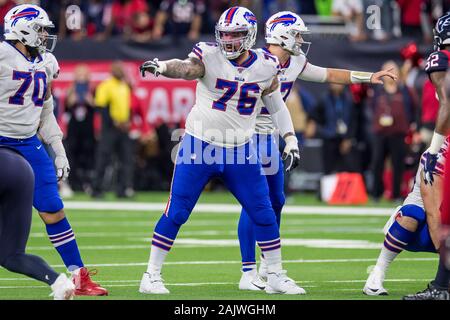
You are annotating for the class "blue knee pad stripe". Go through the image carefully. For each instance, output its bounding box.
[399,204,426,225]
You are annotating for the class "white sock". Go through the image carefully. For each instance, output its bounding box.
[262,249,282,274]
[146,245,169,274]
[375,247,400,274]
[71,267,81,276]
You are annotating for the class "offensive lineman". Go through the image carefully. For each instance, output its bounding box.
[139,6,304,295]
[0,4,107,296]
[237,11,397,291]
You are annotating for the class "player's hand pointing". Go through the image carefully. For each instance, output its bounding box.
[370,67,398,84]
[282,135,300,173]
[140,58,166,77]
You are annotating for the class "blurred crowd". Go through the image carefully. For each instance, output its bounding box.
[0,0,447,43]
[0,0,444,201]
[57,41,434,203]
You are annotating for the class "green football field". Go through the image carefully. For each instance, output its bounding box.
[0,192,438,300]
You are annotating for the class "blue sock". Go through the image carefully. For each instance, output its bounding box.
[46,217,84,271]
[384,221,415,253]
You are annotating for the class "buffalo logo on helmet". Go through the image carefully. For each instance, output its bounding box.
[243,12,257,25]
[269,14,297,32]
[10,7,40,27]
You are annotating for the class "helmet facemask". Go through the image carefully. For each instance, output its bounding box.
[32,23,57,53]
[433,28,442,51]
[215,27,254,60]
[282,29,311,56]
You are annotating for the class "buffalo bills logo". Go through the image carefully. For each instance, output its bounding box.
[11,7,40,27]
[269,14,297,31]
[244,12,257,25]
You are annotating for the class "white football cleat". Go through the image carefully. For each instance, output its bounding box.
[363,265,388,296]
[50,273,76,300]
[258,256,268,280]
[239,270,266,291]
[265,270,306,295]
[139,272,169,294]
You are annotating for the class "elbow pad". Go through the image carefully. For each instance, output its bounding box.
[261,89,284,114]
[262,90,295,138]
[38,96,63,146]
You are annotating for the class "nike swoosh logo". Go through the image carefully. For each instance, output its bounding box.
[251,282,265,290]
[37,145,42,150]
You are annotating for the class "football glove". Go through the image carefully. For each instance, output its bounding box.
[140,58,166,77]
[282,135,300,173]
[423,151,439,185]
[55,155,70,181]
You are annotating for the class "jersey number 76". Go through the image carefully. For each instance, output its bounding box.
[212,79,259,115]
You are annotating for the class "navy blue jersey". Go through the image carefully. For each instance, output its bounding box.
[425,50,450,74]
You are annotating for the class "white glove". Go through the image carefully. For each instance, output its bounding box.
[55,155,70,181]
[49,138,70,181]
[140,58,167,77]
[282,135,300,173]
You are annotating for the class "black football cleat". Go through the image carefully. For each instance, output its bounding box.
[403,282,449,300]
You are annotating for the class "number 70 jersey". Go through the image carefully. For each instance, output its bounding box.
[0,41,59,139]
[185,42,280,148]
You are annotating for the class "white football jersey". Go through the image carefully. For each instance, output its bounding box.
[185,42,279,147]
[403,137,449,209]
[254,47,307,134]
[0,41,59,139]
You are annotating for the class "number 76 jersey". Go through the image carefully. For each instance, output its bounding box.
[0,41,59,139]
[185,42,280,148]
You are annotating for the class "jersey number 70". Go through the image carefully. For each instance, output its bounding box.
[9,70,47,107]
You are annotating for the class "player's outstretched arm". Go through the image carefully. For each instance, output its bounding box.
[421,173,444,249]
[262,77,300,172]
[298,63,398,85]
[140,57,205,80]
[38,84,70,181]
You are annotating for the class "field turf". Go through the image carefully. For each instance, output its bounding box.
[0,192,437,300]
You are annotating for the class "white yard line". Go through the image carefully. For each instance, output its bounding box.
[0,277,431,290]
[0,257,427,269]
[26,238,384,251]
[63,201,393,216]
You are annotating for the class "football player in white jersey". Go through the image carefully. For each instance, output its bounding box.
[139,6,305,295]
[237,11,397,291]
[0,4,107,296]
[363,137,448,298]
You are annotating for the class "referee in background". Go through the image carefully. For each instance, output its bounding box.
[92,61,134,198]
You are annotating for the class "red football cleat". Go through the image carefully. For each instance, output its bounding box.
[72,267,108,296]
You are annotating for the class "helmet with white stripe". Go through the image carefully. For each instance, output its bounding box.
[3,4,57,53]
[215,6,257,60]
[265,11,311,56]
